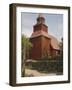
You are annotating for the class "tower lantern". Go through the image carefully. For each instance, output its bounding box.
[33,14,48,33]
[37,13,45,24]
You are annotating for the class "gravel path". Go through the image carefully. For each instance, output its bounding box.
[25,68,56,77]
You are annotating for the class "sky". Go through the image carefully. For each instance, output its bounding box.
[21,13,63,41]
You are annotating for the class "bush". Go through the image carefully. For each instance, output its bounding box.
[25,59,63,74]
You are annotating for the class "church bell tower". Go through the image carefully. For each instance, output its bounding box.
[29,14,51,60]
[33,14,48,33]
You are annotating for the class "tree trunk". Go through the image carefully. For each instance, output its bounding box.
[22,47,26,77]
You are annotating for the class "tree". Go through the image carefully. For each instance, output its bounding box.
[59,37,63,57]
[21,35,32,76]
[57,38,63,73]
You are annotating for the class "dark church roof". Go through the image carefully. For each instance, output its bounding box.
[49,35,60,50]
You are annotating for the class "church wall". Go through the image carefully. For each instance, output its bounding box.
[29,36,52,60]
[41,24,48,33]
[29,36,42,60]
[33,24,41,32]
[33,24,48,33]
[41,36,51,58]
[50,45,60,57]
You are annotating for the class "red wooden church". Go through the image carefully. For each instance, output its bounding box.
[29,14,60,60]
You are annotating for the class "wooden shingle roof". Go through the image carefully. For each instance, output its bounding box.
[30,31,60,50]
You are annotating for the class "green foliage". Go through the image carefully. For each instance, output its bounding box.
[25,60,63,74]
[22,35,32,49]
[22,35,32,59]
[21,35,33,76]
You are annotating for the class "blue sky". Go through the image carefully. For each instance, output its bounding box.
[21,13,63,41]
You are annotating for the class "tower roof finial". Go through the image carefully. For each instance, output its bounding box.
[38,13,43,17]
[37,13,45,24]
